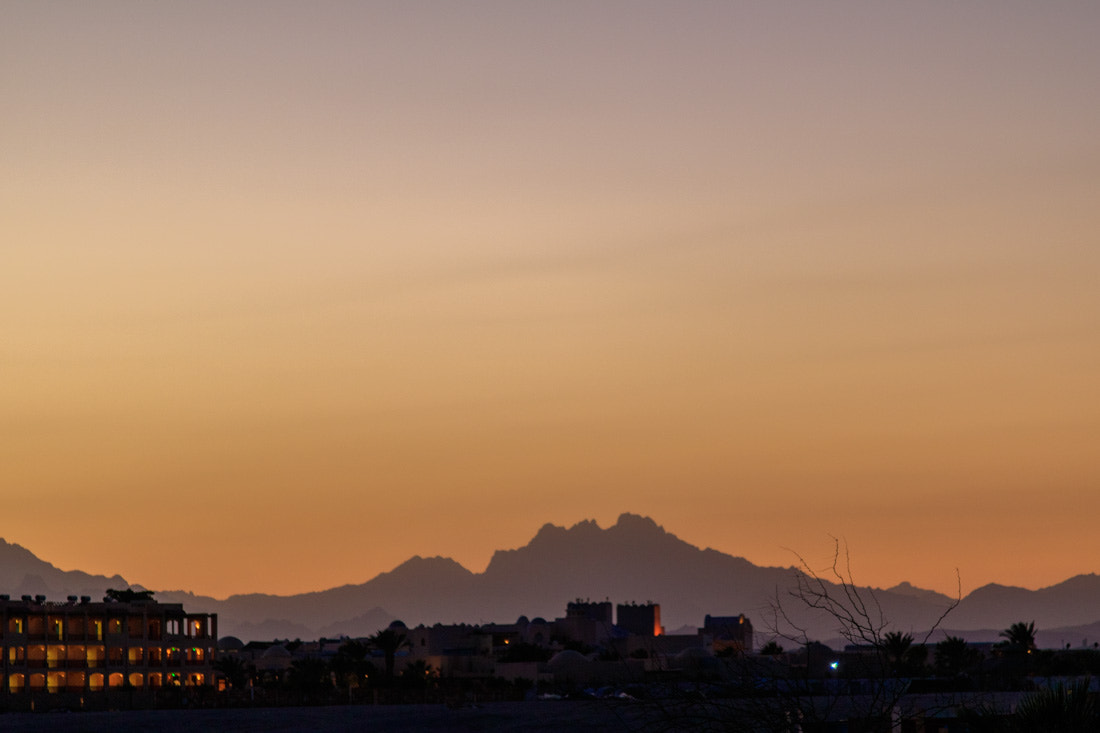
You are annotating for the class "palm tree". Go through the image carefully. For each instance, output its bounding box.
[1000,621,1037,653]
[881,631,914,674]
[964,678,1100,732]
[213,654,253,690]
[1014,678,1099,732]
[369,626,411,681]
[331,639,374,695]
[934,635,976,677]
[401,659,436,690]
[288,657,331,698]
[104,588,155,603]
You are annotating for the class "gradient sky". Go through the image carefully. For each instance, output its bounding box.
[3,1,1098,600]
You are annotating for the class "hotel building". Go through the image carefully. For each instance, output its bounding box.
[0,594,216,702]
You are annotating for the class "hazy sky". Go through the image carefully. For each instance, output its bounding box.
[3,1,1098,600]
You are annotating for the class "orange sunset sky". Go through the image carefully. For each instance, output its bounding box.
[2,1,1098,600]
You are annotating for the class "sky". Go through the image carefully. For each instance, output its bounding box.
[2,1,1098,601]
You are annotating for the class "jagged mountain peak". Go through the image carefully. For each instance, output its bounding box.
[529,522,570,543]
[609,512,666,535]
[0,538,39,562]
[488,514,681,572]
[0,536,129,599]
[1042,573,1100,592]
[383,555,473,579]
[525,513,670,547]
[884,581,957,605]
[483,514,733,593]
[604,514,700,555]
[968,582,1024,596]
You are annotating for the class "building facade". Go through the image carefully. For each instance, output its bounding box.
[0,594,216,702]
[617,602,662,637]
[702,613,753,653]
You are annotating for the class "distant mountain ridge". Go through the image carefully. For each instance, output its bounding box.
[3,516,1100,644]
[0,538,129,600]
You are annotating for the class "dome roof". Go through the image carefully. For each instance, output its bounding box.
[261,644,292,659]
[676,646,710,659]
[547,649,590,670]
[218,636,244,651]
[388,619,407,630]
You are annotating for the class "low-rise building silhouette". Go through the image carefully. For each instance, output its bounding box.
[702,613,753,653]
[617,602,662,637]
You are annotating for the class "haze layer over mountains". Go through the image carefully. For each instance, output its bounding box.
[3,515,1099,646]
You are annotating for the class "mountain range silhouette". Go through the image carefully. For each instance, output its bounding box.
[4,514,1099,646]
